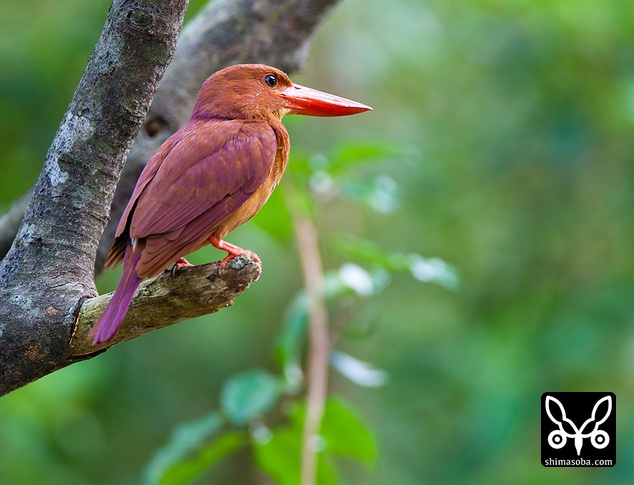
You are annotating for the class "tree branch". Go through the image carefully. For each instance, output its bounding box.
[0,0,343,396]
[71,255,261,357]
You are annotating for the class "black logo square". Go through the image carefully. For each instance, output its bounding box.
[541,392,615,467]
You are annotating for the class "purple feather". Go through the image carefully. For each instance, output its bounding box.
[90,242,143,345]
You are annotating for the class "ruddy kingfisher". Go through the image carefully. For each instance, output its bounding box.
[90,64,371,344]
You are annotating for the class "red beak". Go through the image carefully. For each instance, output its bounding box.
[280,83,372,117]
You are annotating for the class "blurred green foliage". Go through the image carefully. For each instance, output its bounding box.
[2,0,634,483]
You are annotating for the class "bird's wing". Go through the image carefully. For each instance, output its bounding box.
[106,119,278,276]
[105,131,183,268]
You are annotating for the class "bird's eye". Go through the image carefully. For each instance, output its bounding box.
[264,74,277,88]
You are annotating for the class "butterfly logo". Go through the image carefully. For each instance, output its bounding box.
[544,394,612,456]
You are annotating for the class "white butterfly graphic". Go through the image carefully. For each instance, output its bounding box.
[545,395,611,456]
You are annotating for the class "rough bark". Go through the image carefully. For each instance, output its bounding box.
[0,0,189,396]
[0,0,341,396]
[71,255,261,357]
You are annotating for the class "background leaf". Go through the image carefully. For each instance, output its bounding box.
[3,0,634,484]
[330,350,389,388]
[320,397,378,463]
[334,237,461,290]
[254,426,303,485]
[253,402,343,485]
[274,293,309,390]
[220,369,283,426]
[157,431,247,485]
[144,411,224,485]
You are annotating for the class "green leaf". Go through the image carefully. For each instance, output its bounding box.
[408,254,460,290]
[253,426,301,485]
[334,263,390,298]
[333,237,461,290]
[144,411,224,485]
[340,175,400,214]
[330,350,389,388]
[274,293,309,390]
[158,430,247,485]
[253,422,337,485]
[323,265,387,301]
[274,264,390,391]
[333,237,399,268]
[220,369,283,426]
[320,397,377,463]
[254,398,376,484]
[251,189,293,241]
[286,398,378,463]
[325,140,408,175]
[274,266,388,390]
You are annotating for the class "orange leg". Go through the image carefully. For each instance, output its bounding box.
[174,257,193,269]
[171,257,194,276]
[209,236,261,270]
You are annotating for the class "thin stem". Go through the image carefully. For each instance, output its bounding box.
[293,215,330,485]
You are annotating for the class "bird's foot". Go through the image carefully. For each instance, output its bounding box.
[218,250,261,273]
[171,257,193,276]
[210,237,261,274]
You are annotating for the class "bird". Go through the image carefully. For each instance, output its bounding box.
[90,64,371,345]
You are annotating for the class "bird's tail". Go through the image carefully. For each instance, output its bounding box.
[90,242,143,345]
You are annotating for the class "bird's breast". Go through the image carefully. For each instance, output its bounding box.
[212,123,290,239]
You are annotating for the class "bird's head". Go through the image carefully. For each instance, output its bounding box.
[192,64,371,121]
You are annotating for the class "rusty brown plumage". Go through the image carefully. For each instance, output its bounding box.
[91,64,371,344]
